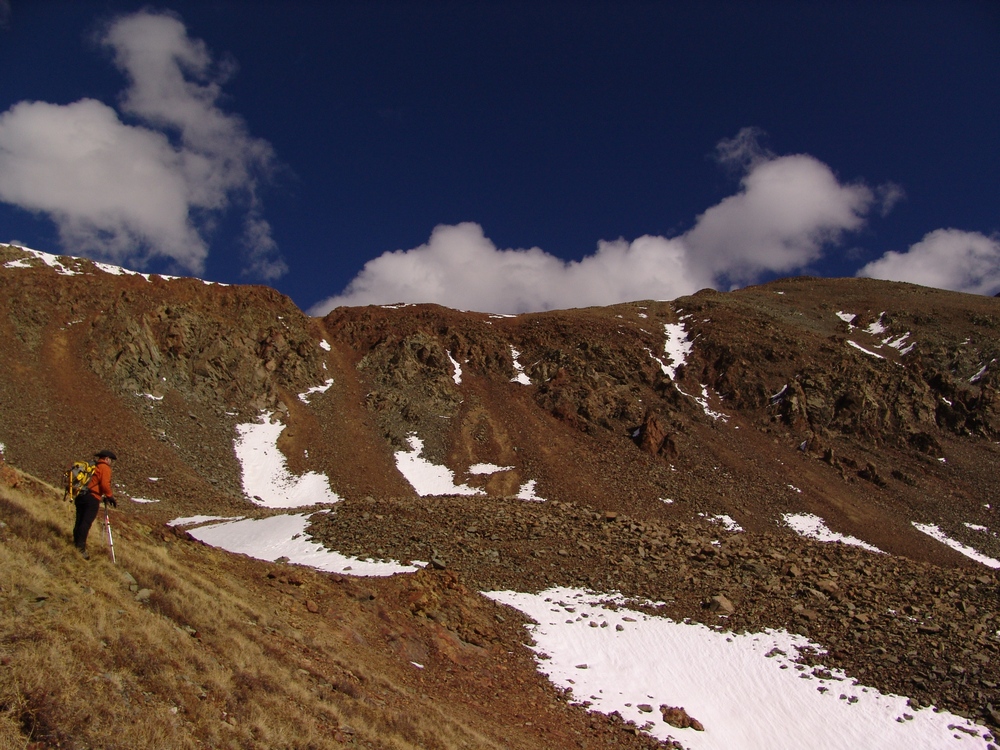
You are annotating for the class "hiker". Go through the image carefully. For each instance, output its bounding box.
[73,450,117,559]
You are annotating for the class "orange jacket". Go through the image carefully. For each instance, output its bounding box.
[85,457,113,499]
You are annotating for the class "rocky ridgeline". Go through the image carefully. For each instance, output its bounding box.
[308,494,1000,732]
[325,281,1000,468]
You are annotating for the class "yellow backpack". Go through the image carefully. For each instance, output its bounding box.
[64,460,96,501]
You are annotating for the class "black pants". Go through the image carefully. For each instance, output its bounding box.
[73,492,100,551]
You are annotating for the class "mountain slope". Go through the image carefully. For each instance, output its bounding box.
[1,243,1000,744]
[0,464,667,749]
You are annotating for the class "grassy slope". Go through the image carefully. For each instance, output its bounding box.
[0,464,669,750]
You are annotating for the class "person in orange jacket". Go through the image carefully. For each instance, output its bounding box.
[73,449,117,559]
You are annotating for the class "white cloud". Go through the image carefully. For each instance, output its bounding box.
[312,132,876,315]
[0,10,284,278]
[685,153,873,287]
[858,228,1000,296]
[309,223,709,315]
[0,98,206,269]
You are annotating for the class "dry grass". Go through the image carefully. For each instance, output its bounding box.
[0,467,524,750]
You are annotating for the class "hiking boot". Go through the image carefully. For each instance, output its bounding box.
[78,549,89,560]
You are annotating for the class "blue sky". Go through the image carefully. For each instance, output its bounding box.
[1,1,998,313]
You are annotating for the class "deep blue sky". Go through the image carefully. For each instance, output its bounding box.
[1,1,998,312]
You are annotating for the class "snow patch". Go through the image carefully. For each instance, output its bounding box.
[661,322,692,380]
[234,412,341,508]
[510,347,531,385]
[971,360,994,384]
[395,435,484,496]
[448,351,463,385]
[783,513,883,553]
[913,523,1000,569]
[3,245,186,281]
[693,385,728,422]
[835,311,857,326]
[516,479,546,502]
[700,514,744,532]
[185,513,419,577]
[298,378,334,403]
[485,587,988,749]
[468,463,514,475]
[864,313,887,335]
[650,322,728,421]
[847,340,884,359]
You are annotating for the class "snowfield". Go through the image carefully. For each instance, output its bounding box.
[485,588,990,749]
[184,513,422,576]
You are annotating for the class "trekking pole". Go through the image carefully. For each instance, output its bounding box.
[103,500,117,564]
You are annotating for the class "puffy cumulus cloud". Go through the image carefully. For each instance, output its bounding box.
[310,223,709,315]
[0,99,207,269]
[858,229,1000,296]
[0,10,284,278]
[685,152,874,287]
[312,131,878,315]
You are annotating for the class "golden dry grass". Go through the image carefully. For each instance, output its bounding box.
[0,467,528,750]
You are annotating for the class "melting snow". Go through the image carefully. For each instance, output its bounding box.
[468,463,514,475]
[661,322,692,381]
[510,347,531,385]
[970,361,994,384]
[234,412,342,508]
[700,514,744,532]
[516,479,546,502]
[847,340,884,359]
[783,513,883,553]
[319,339,332,352]
[912,523,1000,568]
[649,321,728,421]
[835,311,857,326]
[298,378,334,403]
[394,434,484,496]
[693,385,728,422]
[448,351,463,384]
[883,332,915,355]
[485,587,988,749]
[865,313,888,335]
[184,513,420,576]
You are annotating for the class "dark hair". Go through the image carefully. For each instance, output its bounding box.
[95,450,117,460]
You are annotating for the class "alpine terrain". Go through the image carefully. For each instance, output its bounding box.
[1,242,999,749]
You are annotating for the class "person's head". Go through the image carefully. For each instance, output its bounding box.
[95,450,117,462]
